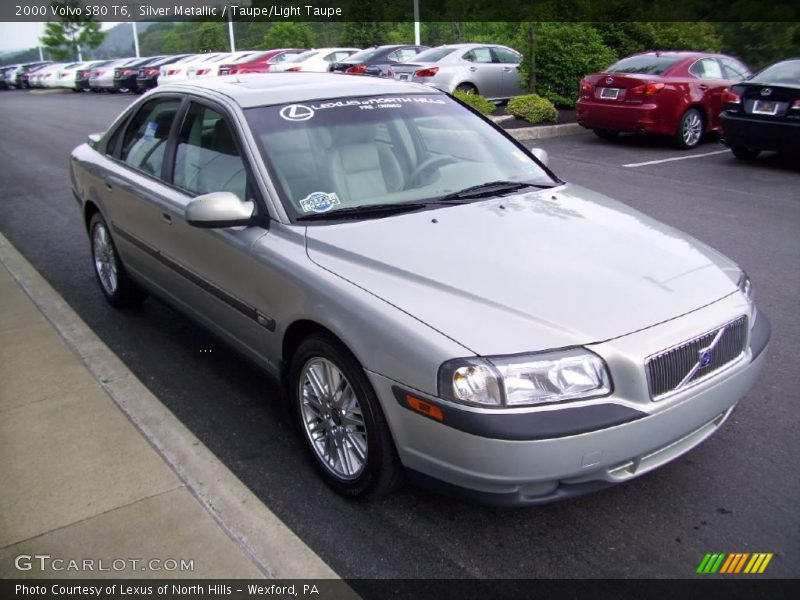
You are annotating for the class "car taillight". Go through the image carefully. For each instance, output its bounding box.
[122,69,133,76]
[722,88,741,104]
[414,67,439,78]
[196,68,210,75]
[791,99,800,110]
[286,66,301,72]
[146,69,158,76]
[630,82,665,96]
[387,67,394,77]
[345,64,366,74]
[580,79,592,94]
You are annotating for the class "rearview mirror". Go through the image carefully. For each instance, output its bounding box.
[530,147,549,167]
[186,192,255,228]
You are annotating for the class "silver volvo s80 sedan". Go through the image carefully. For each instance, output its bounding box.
[69,73,769,506]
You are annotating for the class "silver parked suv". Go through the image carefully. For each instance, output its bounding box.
[69,73,769,505]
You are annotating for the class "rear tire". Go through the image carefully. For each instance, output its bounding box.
[731,146,760,160]
[89,212,147,309]
[289,334,402,499]
[455,83,478,95]
[593,128,619,140]
[674,108,704,149]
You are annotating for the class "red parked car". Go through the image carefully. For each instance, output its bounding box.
[218,48,306,75]
[576,51,751,148]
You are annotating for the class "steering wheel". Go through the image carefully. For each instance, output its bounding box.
[406,155,457,188]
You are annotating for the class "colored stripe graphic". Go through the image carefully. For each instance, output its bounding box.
[699,552,774,574]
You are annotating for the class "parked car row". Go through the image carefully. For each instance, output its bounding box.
[576,51,799,158]
[2,43,526,101]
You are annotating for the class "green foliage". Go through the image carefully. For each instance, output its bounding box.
[593,22,722,58]
[514,23,617,108]
[196,22,229,52]
[453,91,496,116]
[506,94,558,124]
[339,22,389,47]
[40,0,105,61]
[717,22,800,71]
[263,22,315,49]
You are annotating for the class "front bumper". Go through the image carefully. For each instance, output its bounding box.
[370,306,769,506]
[721,112,800,154]
[576,99,673,135]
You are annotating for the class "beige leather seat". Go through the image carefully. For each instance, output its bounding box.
[327,124,404,205]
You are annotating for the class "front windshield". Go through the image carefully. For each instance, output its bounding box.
[245,94,556,221]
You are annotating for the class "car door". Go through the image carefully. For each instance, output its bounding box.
[100,96,186,289]
[156,100,274,363]
[688,57,730,130]
[491,46,523,97]
[461,47,503,98]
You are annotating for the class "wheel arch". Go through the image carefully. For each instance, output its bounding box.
[83,200,101,234]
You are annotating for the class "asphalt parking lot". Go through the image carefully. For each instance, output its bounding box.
[1,89,798,579]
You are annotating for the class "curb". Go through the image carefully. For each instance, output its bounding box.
[495,121,587,141]
[0,233,346,583]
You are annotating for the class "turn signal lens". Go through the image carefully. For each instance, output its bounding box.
[414,67,439,78]
[406,395,444,421]
[345,64,366,74]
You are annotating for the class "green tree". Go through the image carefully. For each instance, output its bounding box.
[262,22,315,49]
[514,23,617,107]
[717,22,800,71]
[196,22,229,53]
[40,0,104,61]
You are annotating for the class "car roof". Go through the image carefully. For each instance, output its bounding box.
[156,72,442,108]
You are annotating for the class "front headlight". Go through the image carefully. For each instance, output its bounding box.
[438,348,612,408]
[738,271,756,322]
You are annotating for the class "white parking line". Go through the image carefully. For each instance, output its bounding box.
[623,150,729,168]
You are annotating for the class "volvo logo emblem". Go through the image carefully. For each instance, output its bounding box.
[698,350,713,368]
[279,104,314,122]
[761,88,772,97]
[605,77,614,85]
[674,324,728,390]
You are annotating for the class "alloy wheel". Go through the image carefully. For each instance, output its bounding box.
[299,357,368,480]
[682,112,703,147]
[92,222,118,295]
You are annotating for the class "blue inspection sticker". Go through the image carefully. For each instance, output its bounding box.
[299,192,341,213]
[143,121,158,141]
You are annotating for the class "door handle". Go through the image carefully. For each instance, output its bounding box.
[699,84,708,91]
[161,213,172,224]
[503,67,512,72]
[469,66,478,72]
[104,181,113,191]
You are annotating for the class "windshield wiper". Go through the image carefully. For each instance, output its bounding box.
[296,202,430,221]
[437,180,555,202]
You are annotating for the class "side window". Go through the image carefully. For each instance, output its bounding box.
[173,103,249,201]
[397,48,420,62]
[690,58,723,79]
[462,48,493,64]
[720,57,751,81]
[119,98,180,177]
[492,47,522,65]
[387,50,402,62]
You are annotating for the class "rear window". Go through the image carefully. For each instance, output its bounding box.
[750,60,800,86]
[341,47,388,63]
[606,55,683,75]
[412,47,458,63]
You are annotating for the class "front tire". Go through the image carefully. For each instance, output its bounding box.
[674,108,704,149]
[731,146,760,160]
[89,212,147,308]
[290,334,402,499]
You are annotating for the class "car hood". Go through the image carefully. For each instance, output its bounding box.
[305,184,740,356]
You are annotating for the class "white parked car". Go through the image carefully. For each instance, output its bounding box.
[158,53,227,84]
[32,63,67,88]
[187,51,263,78]
[270,48,361,73]
[55,60,105,91]
[89,58,135,91]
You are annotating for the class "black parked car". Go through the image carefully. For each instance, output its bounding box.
[721,58,800,159]
[329,44,428,77]
[113,56,165,93]
[135,54,192,93]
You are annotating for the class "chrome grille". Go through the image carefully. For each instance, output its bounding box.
[646,316,748,399]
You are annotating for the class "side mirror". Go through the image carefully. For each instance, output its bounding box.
[185,192,255,228]
[530,147,549,167]
[87,132,103,149]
